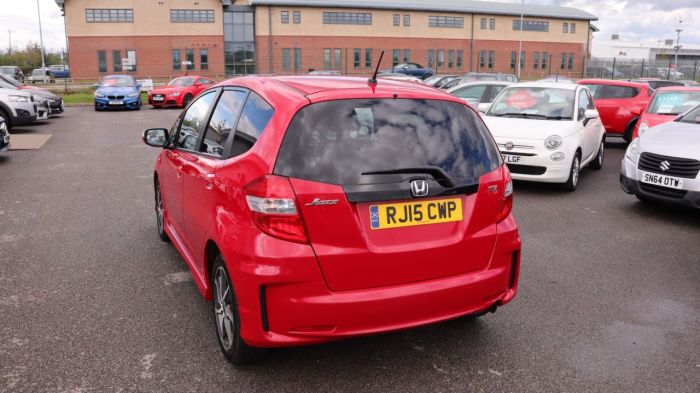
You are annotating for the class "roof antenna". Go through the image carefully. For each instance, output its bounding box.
[369,50,385,85]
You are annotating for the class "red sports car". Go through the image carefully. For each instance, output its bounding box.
[142,76,521,364]
[148,76,216,108]
[578,79,652,142]
[632,86,700,139]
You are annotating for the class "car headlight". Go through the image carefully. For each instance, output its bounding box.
[625,139,640,163]
[128,92,140,98]
[8,95,30,103]
[94,92,105,99]
[544,135,563,150]
[169,92,181,97]
[638,122,649,136]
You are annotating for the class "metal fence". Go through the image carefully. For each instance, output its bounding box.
[584,57,700,81]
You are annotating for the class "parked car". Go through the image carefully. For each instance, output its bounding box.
[49,64,70,79]
[656,68,685,79]
[141,76,520,364]
[578,79,652,142]
[630,78,685,89]
[442,73,511,89]
[539,75,577,83]
[0,115,9,153]
[479,82,605,191]
[93,75,142,111]
[376,73,422,83]
[0,87,37,129]
[27,68,55,84]
[382,62,434,79]
[423,74,459,89]
[0,66,24,83]
[148,76,215,108]
[632,86,700,139]
[447,81,510,106]
[0,74,63,115]
[620,104,700,208]
[308,70,341,76]
[676,80,700,87]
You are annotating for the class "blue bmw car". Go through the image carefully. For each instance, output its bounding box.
[94,75,141,111]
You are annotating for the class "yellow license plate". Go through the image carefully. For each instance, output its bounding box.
[369,198,463,230]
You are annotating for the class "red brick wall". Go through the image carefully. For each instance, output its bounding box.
[67,35,225,81]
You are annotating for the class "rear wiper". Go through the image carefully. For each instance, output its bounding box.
[361,166,455,188]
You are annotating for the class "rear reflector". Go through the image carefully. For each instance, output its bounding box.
[244,175,309,244]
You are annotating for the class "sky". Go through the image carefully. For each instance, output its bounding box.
[0,0,698,53]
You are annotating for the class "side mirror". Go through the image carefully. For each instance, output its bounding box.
[143,128,169,148]
[477,103,491,113]
[584,109,599,119]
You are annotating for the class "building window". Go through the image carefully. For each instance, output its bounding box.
[112,50,122,72]
[437,49,444,67]
[334,48,342,70]
[480,18,486,29]
[185,48,195,70]
[365,48,372,68]
[479,50,486,69]
[513,20,549,32]
[282,48,291,70]
[224,11,256,75]
[561,53,567,69]
[170,9,215,23]
[86,9,133,23]
[293,11,300,24]
[354,48,361,69]
[97,50,107,72]
[456,50,463,68]
[510,51,517,70]
[281,11,289,23]
[520,51,525,69]
[200,48,208,70]
[429,16,464,28]
[448,50,454,68]
[125,50,136,71]
[172,49,181,71]
[570,23,576,33]
[324,48,331,69]
[428,49,434,68]
[488,50,495,69]
[542,52,548,70]
[294,48,302,71]
[489,18,495,30]
[322,12,372,25]
[393,14,400,26]
[533,52,540,69]
[392,49,400,67]
[568,53,574,69]
[403,49,410,62]
[403,15,410,26]
[563,23,568,33]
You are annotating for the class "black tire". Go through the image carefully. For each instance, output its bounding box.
[136,100,141,111]
[183,94,193,107]
[211,255,267,365]
[623,120,637,143]
[562,152,581,192]
[154,180,170,242]
[0,108,11,129]
[589,138,605,170]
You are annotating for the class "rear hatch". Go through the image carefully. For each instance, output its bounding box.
[275,98,506,291]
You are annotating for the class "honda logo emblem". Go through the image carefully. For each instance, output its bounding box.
[659,160,670,172]
[410,179,429,197]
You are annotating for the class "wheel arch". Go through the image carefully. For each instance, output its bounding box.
[204,239,221,301]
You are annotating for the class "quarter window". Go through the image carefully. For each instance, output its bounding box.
[175,91,216,151]
[231,92,274,157]
[202,90,247,158]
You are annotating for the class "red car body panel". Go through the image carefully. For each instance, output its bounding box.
[632,86,700,139]
[152,76,521,347]
[148,75,214,107]
[577,79,651,136]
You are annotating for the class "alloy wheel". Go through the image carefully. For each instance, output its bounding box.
[572,156,580,187]
[155,182,164,234]
[213,266,235,351]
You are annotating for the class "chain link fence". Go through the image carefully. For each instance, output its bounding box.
[584,57,700,81]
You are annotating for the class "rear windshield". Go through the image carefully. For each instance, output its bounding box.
[274,99,501,186]
[647,91,700,115]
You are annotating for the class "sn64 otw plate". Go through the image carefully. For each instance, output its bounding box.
[369,198,463,230]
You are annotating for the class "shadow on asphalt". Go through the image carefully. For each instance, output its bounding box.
[622,198,700,228]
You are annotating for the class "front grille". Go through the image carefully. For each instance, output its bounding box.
[107,95,125,99]
[506,164,547,175]
[639,183,688,199]
[638,152,700,179]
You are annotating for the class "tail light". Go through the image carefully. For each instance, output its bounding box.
[497,168,513,223]
[244,175,309,244]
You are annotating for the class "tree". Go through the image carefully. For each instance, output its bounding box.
[0,42,64,73]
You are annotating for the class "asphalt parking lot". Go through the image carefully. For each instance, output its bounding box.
[1,106,698,392]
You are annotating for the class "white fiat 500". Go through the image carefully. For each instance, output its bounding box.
[620,104,700,208]
[480,82,606,191]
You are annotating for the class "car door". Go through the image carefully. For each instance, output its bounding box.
[181,89,274,271]
[162,90,218,245]
[577,89,600,162]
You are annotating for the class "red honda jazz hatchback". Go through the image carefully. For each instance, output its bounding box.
[142,76,521,364]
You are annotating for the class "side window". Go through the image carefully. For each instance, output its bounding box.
[230,92,275,157]
[586,90,595,109]
[198,78,214,86]
[488,85,507,102]
[201,90,247,157]
[455,85,487,102]
[599,85,637,99]
[577,90,591,120]
[585,84,601,98]
[174,91,216,150]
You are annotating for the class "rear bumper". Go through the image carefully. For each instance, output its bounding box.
[620,158,700,208]
[225,215,521,348]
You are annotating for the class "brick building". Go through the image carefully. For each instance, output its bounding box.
[55,0,597,80]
